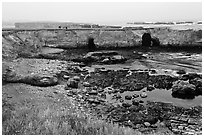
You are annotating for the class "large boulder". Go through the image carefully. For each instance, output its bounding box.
[172,80,196,99]
[73,51,127,64]
[22,75,58,87]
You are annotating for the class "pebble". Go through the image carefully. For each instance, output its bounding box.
[140,92,147,98]
[144,122,151,127]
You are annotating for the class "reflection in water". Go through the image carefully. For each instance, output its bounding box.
[106,88,202,108]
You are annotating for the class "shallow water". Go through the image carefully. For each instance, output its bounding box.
[106,88,202,108]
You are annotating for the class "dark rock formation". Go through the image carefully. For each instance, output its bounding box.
[151,36,160,47]
[73,51,127,65]
[142,33,152,47]
[172,80,196,99]
[87,37,96,51]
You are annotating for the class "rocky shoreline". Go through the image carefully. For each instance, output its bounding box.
[2,49,202,135]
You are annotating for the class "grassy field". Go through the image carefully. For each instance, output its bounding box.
[2,83,141,135]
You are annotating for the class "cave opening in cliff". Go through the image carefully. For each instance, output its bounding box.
[87,37,96,51]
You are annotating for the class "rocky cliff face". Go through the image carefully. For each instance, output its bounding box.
[2,28,202,60]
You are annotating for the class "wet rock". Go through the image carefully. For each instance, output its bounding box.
[172,80,196,99]
[147,85,155,91]
[144,122,151,127]
[140,92,147,98]
[122,102,131,108]
[125,95,132,100]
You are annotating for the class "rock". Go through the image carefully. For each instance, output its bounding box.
[125,95,132,100]
[132,94,139,98]
[88,90,98,95]
[122,102,131,108]
[23,75,58,87]
[178,126,184,130]
[139,100,144,103]
[189,77,202,95]
[83,82,91,87]
[132,99,139,106]
[63,75,70,79]
[140,92,147,98]
[67,78,79,88]
[147,85,155,91]
[172,80,196,99]
[73,76,80,81]
[110,55,127,64]
[104,87,115,94]
[144,122,151,127]
[151,37,160,47]
[177,70,186,75]
[101,58,110,63]
[134,83,145,91]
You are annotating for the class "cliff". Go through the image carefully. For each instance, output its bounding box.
[2,27,202,60]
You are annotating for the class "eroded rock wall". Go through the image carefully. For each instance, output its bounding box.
[2,28,202,59]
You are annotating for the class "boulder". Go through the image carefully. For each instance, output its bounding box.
[151,37,160,47]
[23,75,58,87]
[172,80,196,99]
[189,77,202,95]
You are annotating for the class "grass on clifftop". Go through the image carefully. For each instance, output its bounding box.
[2,84,141,135]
